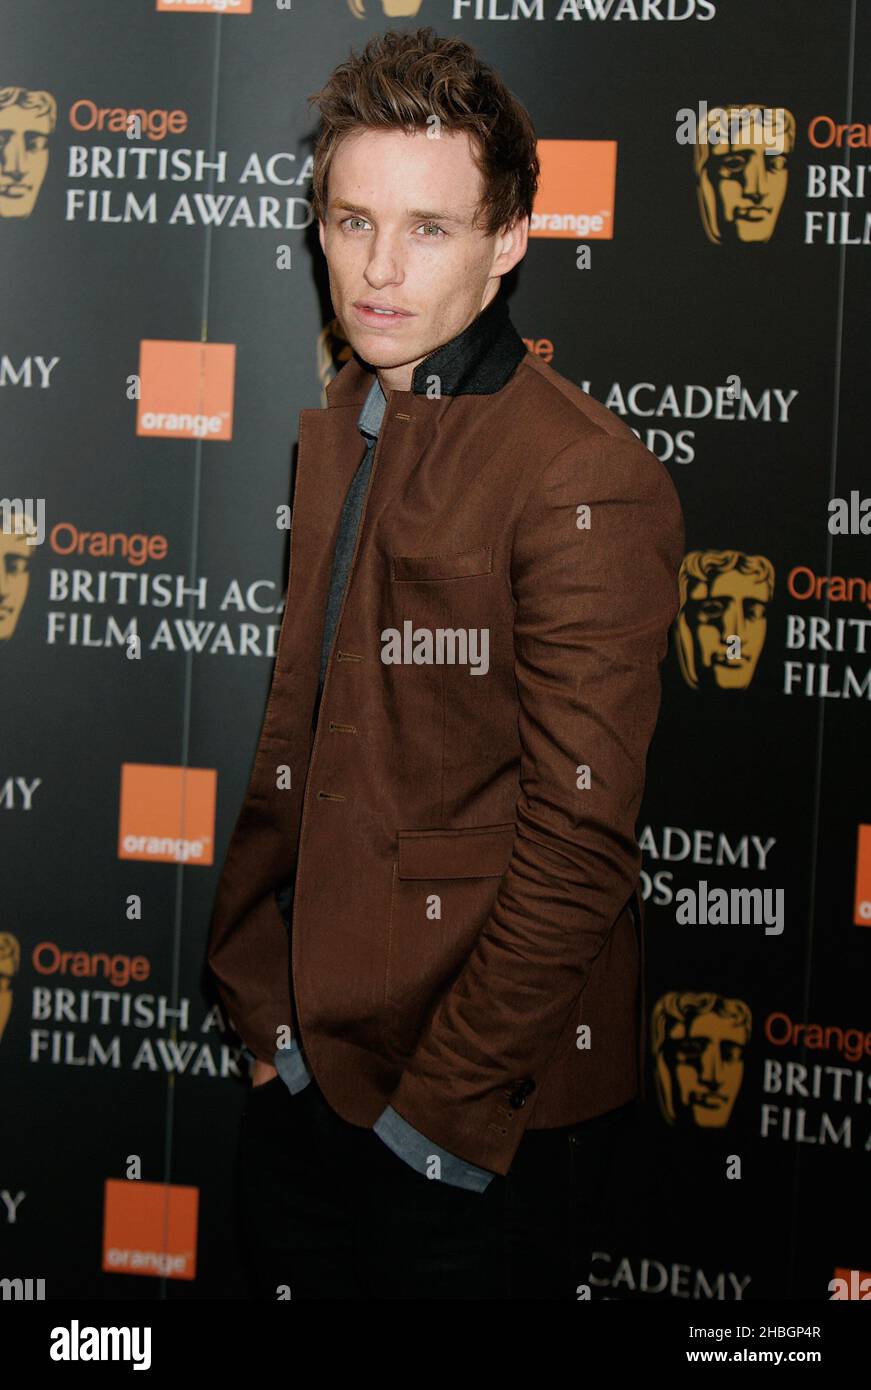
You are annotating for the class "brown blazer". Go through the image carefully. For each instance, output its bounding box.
[207,293,684,1177]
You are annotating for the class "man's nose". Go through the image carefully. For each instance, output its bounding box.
[365,232,404,285]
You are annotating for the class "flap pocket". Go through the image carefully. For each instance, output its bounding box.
[390,545,492,582]
[397,822,515,879]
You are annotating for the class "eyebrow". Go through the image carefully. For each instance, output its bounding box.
[330,200,465,224]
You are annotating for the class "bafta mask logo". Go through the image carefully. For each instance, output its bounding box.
[0,934,20,1043]
[676,549,774,692]
[317,315,355,408]
[0,87,57,219]
[348,0,424,17]
[652,991,751,1128]
[694,104,796,245]
[0,504,39,640]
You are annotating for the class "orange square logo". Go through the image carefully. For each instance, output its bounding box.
[157,0,253,13]
[118,763,216,866]
[137,340,235,440]
[854,825,871,927]
[103,1179,198,1280]
[530,140,617,240]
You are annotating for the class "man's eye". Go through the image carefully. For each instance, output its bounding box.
[342,216,370,232]
[417,222,446,237]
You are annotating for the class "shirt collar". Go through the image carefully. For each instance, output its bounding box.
[357,373,387,441]
[409,291,526,397]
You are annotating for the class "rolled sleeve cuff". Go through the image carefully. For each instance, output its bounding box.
[273,1036,313,1096]
[373,1105,495,1193]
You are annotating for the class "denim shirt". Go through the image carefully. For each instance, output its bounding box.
[270,372,494,1195]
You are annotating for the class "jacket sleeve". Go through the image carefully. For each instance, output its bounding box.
[386,431,685,1175]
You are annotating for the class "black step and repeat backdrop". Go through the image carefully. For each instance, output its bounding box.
[2,0,869,1303]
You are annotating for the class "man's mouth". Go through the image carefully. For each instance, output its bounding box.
[353,301,414,325]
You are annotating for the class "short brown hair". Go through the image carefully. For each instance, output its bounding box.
[308,27,539,237]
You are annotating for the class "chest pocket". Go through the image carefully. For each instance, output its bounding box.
[390,545,492,582]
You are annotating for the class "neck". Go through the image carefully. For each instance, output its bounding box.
[374,281,502,396]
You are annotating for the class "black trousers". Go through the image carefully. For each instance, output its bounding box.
[236,1071,634,1301]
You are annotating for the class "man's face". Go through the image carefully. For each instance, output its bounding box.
[318,126,526,390]
[0,104,52,219]
[0,532,32,638]
[705,140,788,243]
[660,1012,747,1128]
[683,572,770,689]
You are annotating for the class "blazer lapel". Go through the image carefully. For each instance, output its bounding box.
[259,353,378,747]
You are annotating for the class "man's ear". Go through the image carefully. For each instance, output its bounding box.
[318,217,326,255]
[495,215,529,276]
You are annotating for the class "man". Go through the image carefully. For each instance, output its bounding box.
[208,27,684,1300]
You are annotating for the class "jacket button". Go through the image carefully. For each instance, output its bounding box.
[508,1077,536,1109]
